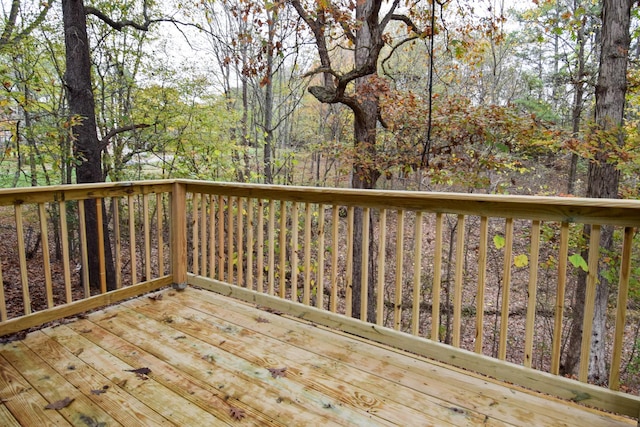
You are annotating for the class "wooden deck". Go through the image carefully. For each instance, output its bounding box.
[0,287,634,426]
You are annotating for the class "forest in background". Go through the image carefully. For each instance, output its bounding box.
[0,0,639,390]
[0,0,637,195]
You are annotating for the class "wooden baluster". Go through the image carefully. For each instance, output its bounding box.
[227,197,235,284]
[376,209,387,325]
[0,254,6,321]
[475,216,488,353]
[192,193,199,275]
[237,197,244,287]
[200,193,207,277]
[256,199,264,293]
[330,205,339,312]
[217,197,224,281]
[290,202,299,301]
[394,210,405,330]
[524,220,541,367]
[15,204,30,314]
[609,226,634,390]
[59,201,72,303]
[247,198,255,290]
[78,200,90,297]
[361,207,370,322]
[303,203,312,305]
[128,195,137,286]
[453,214,466,348]
[345,206,354,317]
[579,224,601,382]
[412,211,423,335]
[144,194,152,281]
[498,217,513,358]
[279,201,287,299]
[267,199,275,295]
[432,213,443,341]
[157,193,164,277]
[114,198,122,288]
[38,203,53,308]
[551,222,569,375]
[208,195,215,279]
[96,198,106,294]
[316,204,325,310]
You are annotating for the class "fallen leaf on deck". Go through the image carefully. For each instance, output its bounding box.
[259,306,283,315]
[255,316,270,323]
[125,367,151,375]
[174,335,187,340]
[148,294,163,301]
[45,396,74,410]
[79,328,92,333]
[79,413,106,427]
[229,406,246,421]
[90,385,109,395]
[268,367,287,378]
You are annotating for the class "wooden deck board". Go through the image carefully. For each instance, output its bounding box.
[0,287,635,426]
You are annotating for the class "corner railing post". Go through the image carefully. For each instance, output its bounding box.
[171,181,187,289]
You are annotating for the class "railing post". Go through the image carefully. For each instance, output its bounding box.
[171,181,187,289]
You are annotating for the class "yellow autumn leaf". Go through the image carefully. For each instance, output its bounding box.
[514,254,529,268]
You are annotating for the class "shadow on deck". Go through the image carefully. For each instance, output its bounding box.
[0,286,634,426]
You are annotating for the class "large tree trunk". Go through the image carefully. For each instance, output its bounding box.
[63,0,116,291]
[561,0,630,383]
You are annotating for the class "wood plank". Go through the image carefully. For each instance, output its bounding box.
[0,250,6,321]
[303,203,312,305]
[78,200,90,297]
[114,197,123,289]
[200,193,207,278]
[24,330,174,426]
[83,304,368,426]
[184,286,635,427]
[158,193,165,277]
[144,193,153,280]
[0,276,171,336]
[0,402,21,427]
[192,193,200,276]
[1,340,120,425]
[247,198,255,290]
[498,217,513,359]
[217,196,225,282]
[0,353,71,426]
[227,197,234,284]
[127,293,474,426]
[41,324,230,427]
[236,197,244,287]
[190,276,640,419]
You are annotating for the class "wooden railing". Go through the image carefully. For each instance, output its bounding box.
[0,179,638,419]
[179,180,640,419]
[0,181,175,336]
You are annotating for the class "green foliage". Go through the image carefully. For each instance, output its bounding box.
[568,253,588,272]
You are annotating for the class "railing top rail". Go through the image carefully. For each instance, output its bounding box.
[0,179,638,226]
[182,180,640,227]
[0,180,173,206]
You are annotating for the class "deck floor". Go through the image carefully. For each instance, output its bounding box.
[0,287,634,426]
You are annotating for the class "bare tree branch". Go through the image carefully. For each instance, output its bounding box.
[99,123,150,150]
[0,0,53,49]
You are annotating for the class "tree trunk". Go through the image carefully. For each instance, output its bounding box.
[567,4,587,196]
[62,0,116,291]
[561,0,630,383]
